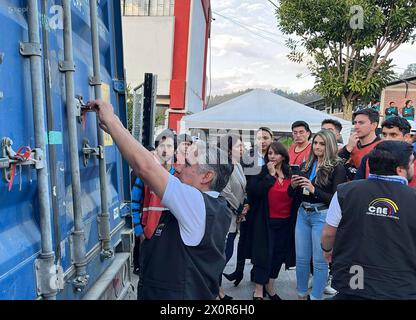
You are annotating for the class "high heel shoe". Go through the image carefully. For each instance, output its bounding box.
[219,294,233,300]
[263,287,282,300]
[253,294,263,300]
[223,272,243,287]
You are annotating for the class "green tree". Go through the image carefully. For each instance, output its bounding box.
[277,0,416,119]
[400,63,416,78]
[155,108,166,127]
[126,84,134,133]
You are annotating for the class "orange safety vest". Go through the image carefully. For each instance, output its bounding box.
[141,185,169,239]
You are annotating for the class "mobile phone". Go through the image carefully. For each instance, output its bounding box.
[290,165,301,175]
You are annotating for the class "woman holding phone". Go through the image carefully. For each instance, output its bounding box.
[288,130,347,300]
[247,142,297,300]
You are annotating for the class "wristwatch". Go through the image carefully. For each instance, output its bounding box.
[321,243,332,253]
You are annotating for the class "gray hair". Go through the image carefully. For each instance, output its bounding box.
[195,143,233,192]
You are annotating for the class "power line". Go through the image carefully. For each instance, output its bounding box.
[213,10,415,85]
[267,0,279,10]
[212,11,287,47]
[213,10,287,40]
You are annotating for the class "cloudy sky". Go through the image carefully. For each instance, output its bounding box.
[209,0,416,95]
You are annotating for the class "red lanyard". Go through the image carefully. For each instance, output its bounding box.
[8,146,32,191]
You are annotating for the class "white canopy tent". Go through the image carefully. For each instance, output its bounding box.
[182,89,352,142]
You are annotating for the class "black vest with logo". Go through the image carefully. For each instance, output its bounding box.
[332,179,416,299]
[138,193,231,300]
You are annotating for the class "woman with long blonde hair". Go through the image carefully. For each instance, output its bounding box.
[288,129,347,300]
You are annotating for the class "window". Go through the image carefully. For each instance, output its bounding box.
[122,0,175,16]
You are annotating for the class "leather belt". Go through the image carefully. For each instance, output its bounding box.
[301,203,328,213]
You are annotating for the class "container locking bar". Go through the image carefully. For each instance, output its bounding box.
[82,139,103,167]
[1,137,44,183]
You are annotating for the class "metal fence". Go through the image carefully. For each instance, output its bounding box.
[132,74,158,146]
[132,84,144,142]
[122,0,175,16]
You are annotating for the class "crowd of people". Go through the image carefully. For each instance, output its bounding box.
[365,99,415,121]
[85,99,416,300]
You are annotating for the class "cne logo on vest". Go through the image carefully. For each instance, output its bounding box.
[154,223,165,237]
[366,198,399,220]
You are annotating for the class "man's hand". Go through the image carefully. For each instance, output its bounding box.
[346,132,359,152]
[85,99,117,133]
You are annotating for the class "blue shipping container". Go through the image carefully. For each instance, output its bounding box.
[0,0,133,300]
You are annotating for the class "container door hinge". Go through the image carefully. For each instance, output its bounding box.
[113,79,126,94]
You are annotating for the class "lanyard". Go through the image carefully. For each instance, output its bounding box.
[309,160,318,181]
[368,174,408,185]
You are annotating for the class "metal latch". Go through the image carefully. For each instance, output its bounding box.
[76,95,96,124]
[2,138,44,185]
[75,95,83,118]
[0,157,10,169]
[82,139,103,167]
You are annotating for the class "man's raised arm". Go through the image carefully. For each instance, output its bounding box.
[86,99,169,199]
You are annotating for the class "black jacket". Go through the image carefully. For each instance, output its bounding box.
[244,166,298,269]
[288,162,347,205]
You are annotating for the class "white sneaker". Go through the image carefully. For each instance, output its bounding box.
[324,276,338,295]
[324,285,338,295]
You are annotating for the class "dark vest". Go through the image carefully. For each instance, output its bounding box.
[138,193,231,300]
[332,179,416,299]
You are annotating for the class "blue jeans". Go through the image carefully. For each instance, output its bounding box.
[295,205,328,300]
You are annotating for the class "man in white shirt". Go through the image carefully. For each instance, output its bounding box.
[85,99,234,300]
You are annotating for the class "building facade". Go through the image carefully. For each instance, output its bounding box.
[380,76,416,121]
[121,0,211,132]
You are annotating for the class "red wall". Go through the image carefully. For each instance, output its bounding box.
[168,112,185,132]
[169,0,211,131]
[170,0,191,110]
